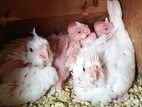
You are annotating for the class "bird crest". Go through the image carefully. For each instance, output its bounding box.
[31,27,40,40]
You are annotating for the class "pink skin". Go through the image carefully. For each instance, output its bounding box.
[40,46,52,66]
[81,32,97,46]
[68,32,97,63]
[67,22,93,63]
[85,32,97,41]
[66,41,81,63]
[48,36,70,92]
[68,22,91,41]
[39,45,49,60]
[94,18,114,37]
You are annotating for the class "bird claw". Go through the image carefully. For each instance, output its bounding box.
[50,86,56,94]
[50,86,61,94]
[116,92,129,104]
[50,85,62,94]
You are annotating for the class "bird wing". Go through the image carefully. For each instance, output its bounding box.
[0,37,31,64]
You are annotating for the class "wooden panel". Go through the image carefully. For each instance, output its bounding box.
[0,0,106,20]
[119,0,142,83]
[0,12,107,46]
[0,0,106,46]
[1,0,141,84]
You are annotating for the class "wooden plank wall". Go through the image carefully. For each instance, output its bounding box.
[119,0,142,84]
[0,0,106,19]
[0,0,142,83]
[0,0,107,45]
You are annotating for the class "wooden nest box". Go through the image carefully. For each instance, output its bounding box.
[0,0,142,84]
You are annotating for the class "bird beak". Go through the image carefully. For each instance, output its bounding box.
[83,28,90,38]
[40,49,49,61]
[88,66,100,81]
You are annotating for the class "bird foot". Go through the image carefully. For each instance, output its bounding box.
[50,85,62,94]
[50,81,62,94]
[116,92,129,104]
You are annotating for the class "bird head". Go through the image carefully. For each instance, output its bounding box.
[67,21,91,41]
[26,28,53,67]
[82,53,105,86]
[94,18,114,37]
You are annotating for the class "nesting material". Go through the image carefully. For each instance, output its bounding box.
[19,77,142,107]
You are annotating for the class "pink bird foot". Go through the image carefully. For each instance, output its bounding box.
[50,80,62,94]
[116,93,129,104]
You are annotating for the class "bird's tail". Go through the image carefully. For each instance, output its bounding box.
[107,0,122,18]
[107,0,124,28]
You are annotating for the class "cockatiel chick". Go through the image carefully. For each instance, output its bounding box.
[0,28,58,106]
[72,45,112,104]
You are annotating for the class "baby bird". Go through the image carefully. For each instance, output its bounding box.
[72,47,111,104]
[0,28,58,106]
[48,34,70,93]
[48,21,93,93]
[66,21,94,71]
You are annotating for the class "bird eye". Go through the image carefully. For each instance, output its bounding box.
[105,27,108,30]
[78,31,81,33]
[102,65,103,69]
[83,67,85,72]
[29,48,33,52]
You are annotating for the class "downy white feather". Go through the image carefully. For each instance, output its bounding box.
[72,34,112,104]
[105,0,135,98]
